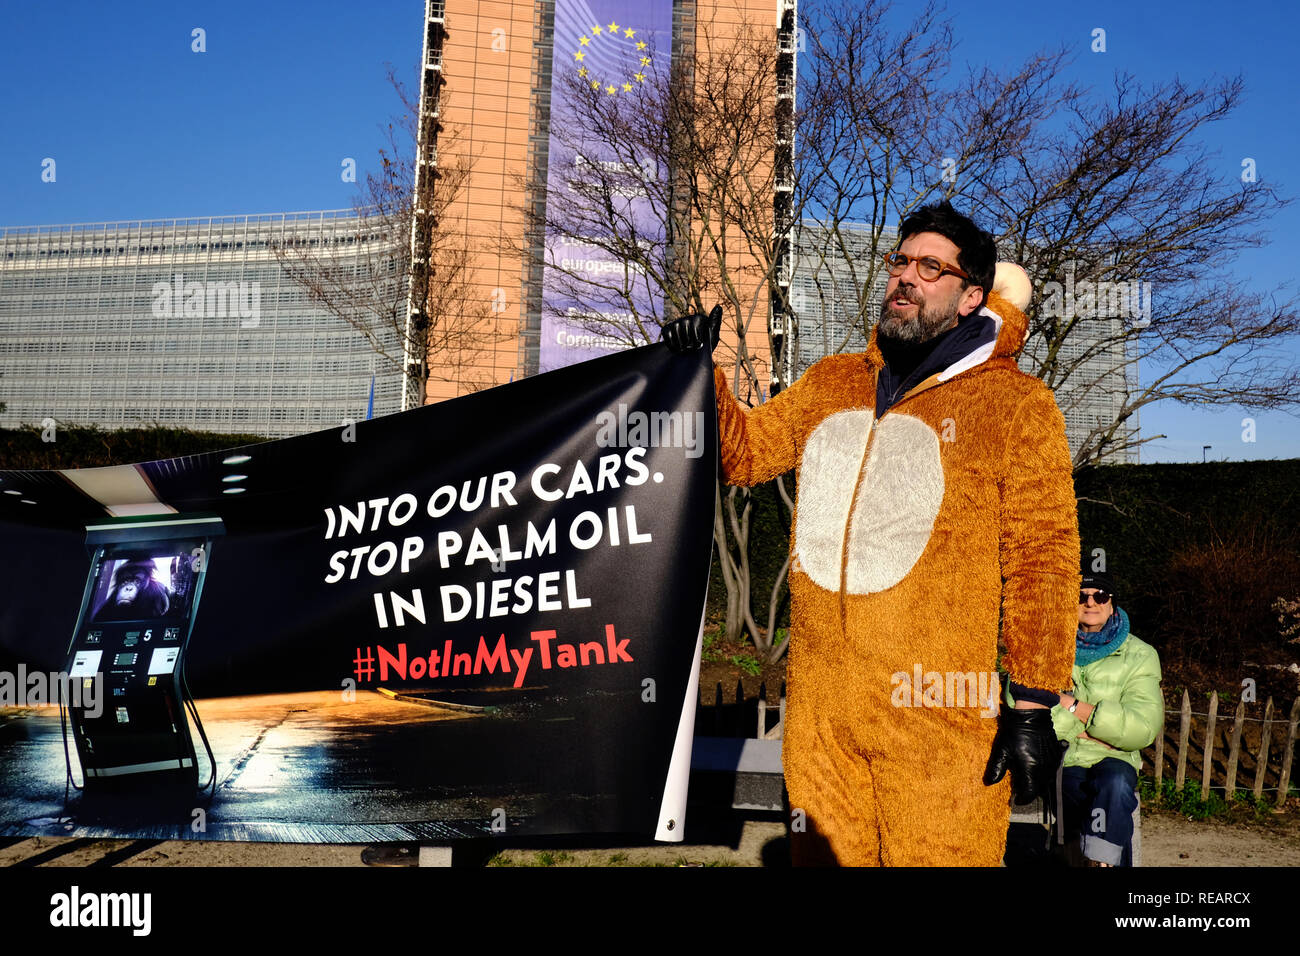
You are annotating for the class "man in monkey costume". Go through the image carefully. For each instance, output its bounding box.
[665,202,1079,865]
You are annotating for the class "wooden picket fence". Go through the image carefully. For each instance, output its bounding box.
[697,680,1300,809]
[1150,691,1300,808]
[696,680,786,739]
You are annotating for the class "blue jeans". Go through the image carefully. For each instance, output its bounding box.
[1061,758,1137,866]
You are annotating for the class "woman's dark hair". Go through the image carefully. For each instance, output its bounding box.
[898,202,996,307]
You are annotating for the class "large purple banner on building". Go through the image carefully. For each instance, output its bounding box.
[539,0,674,373]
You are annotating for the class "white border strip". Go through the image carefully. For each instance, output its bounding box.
[654,607,705,842]
[84,516,224,532]
[85,757,195,777]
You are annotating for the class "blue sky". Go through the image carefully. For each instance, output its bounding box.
[0,1,416,221]
[1,0,1297,461]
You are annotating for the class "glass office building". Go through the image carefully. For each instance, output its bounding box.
[788,222,884,377]
[1019,310,1141,465]
[0,211,403,439]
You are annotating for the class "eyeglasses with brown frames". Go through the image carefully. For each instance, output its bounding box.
[881,251,972,283]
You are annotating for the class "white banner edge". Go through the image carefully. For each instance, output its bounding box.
[653,606,705,842]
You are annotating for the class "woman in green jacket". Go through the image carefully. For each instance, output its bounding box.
[1055,570,1163,866]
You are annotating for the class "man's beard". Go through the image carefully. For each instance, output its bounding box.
[877,285,962,344]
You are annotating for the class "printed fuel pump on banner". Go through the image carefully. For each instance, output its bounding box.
[63,516,223,795]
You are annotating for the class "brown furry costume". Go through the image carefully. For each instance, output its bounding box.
[716,287,1078,866]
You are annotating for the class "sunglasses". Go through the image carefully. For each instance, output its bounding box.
[1079,590,1112,606]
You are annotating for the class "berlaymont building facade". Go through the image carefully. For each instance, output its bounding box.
[414,0,795,402]
[0,211,404,439]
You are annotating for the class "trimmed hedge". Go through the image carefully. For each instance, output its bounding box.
[0,424,268,471]
[1075,459,1300,668]
[708,459,1300,660]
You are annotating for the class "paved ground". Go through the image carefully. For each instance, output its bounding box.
[5,694,1298,868]
[0,821,785,867]
[3,812,1299,867]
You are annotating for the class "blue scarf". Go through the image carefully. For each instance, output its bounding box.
[1076,607,1130,667]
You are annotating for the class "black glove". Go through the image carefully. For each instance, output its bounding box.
[661,305,722,353]
[983,706,1062,805]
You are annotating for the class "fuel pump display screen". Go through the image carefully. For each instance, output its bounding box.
[66,536,214,787]
[89,554,198,624]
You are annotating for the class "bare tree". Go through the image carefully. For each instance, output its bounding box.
[793,3,1082,357]
[799,1,1298,469]
[978,74,1300,467]
[275,72,503,406]
[517,14,797,655]
[510,0,1300,659]
[527,24,786,356]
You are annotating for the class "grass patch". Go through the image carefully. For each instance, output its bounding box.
[702,626,723,664]
[1139,776,1282,823]
[532,850,574,867]
[652,857,735,868]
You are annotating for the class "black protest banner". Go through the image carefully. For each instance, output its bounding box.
[0,344,716,842]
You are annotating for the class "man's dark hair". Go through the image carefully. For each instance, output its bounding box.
[897,201,996,308]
